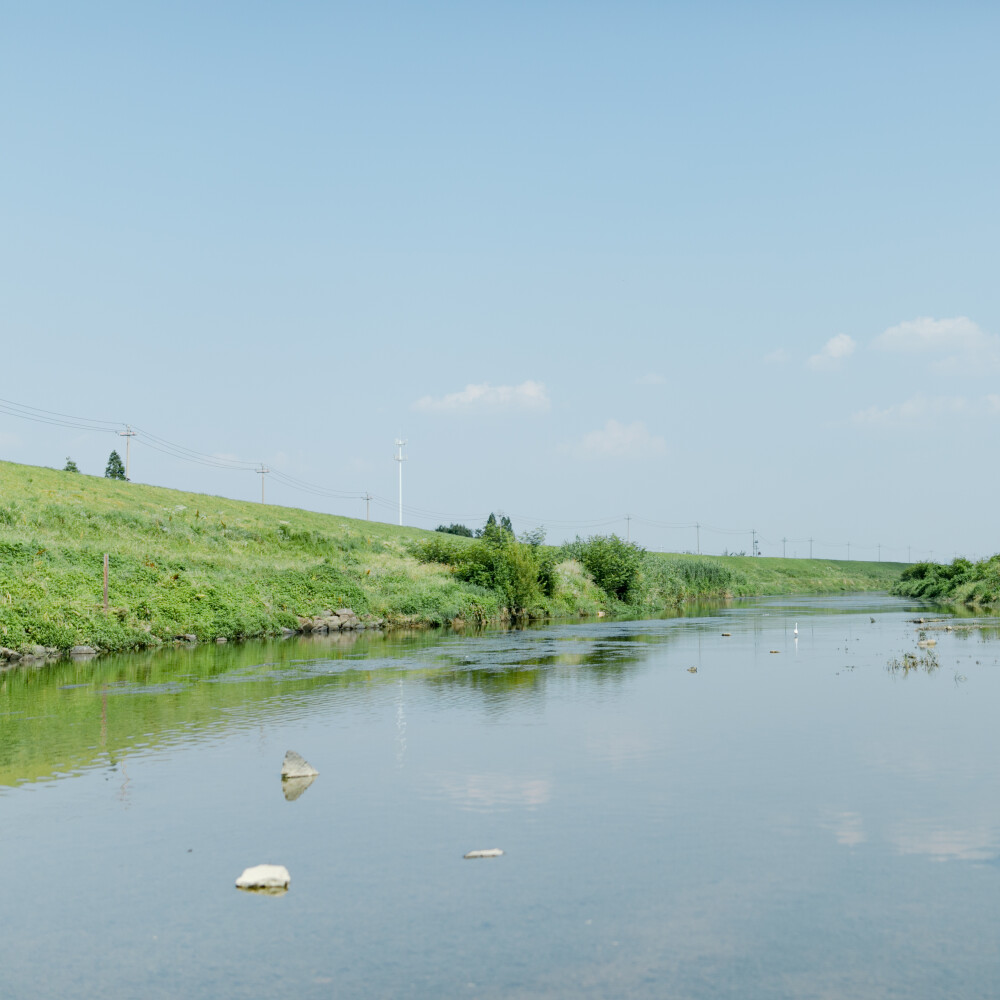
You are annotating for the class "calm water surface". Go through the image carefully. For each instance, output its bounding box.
[2,594,999,999]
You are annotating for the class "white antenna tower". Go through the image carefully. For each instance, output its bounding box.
[394,437,407,526]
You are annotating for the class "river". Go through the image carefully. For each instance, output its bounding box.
[2,594,998,998]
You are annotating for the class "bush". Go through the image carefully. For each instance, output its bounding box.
[416,514,545,616]
[415,535,463,565]
[563,534,644,602]
[893,558,974,599]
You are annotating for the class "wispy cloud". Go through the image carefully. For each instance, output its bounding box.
[852,394,970,426]
[764,348,789,364]
[874,316,1000,373]
[635,372,666,385]
[807,333,856,371]
[413,380,550,413]
[572,419,667,460]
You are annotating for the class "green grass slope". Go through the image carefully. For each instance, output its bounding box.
[0,460,608,652]
[0,460,905,654]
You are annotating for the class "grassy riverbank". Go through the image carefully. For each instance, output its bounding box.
[0,459,905,654]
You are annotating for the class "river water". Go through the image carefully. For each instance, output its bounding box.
[2,594,999,999]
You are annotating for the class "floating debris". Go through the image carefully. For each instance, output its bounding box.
[769,650,780,654]
[687,666,698,673]
[721,633,732,637]
[917,639,937,648]
[235,864,290,893]
[464,849,504,859]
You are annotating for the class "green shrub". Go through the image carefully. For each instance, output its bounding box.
[416,516,545,616]
[565,534,644,602]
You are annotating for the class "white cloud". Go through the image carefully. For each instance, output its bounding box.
[413,380,550,413]
[874,316,1000,374]
[573,419,667,460]
[807,333,856,371]
[852,394,970,426]
[635,373,666,385]
[764,348,789,364]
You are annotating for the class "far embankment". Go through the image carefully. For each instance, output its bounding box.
[0,459,905,657]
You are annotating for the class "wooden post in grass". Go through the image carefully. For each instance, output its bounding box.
[103,553,109,613]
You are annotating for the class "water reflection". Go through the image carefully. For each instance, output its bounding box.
[4,593,1000,1000]
[892,823,1000,862]
[0,623,672,788]
[281,774,316,802]
[433,772,553,811]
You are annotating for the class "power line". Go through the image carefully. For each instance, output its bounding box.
[0,397,122,433]
[0,394,934,556]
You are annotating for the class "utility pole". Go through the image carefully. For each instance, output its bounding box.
[878,543,881,562]
[847,541,851,561]
[695,522,700,555]
[257,464,269,504]
[118,425,136,481]
[752,528,757,557]
[394,438,407,526]
[365,493,372,521]
[908,545,911,563]
[782,536,787,558]
[625,514,631,542]
[809,537,814,559]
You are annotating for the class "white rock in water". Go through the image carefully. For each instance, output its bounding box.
[282,750,319,779]
[235,864,290,890]
[463,848,504,859]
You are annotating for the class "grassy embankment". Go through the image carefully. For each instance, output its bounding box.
[892,556,1000,606]
[0,459,904,654]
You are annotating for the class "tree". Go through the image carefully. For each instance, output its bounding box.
[105,450,127,480]
[63,457,79,473]
[519,526,546,547]
[476,512,514,539]
[436,523,473,537]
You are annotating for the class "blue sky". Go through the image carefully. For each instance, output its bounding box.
[2,1,998,561]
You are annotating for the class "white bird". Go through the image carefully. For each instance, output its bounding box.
[793,622,799,637]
